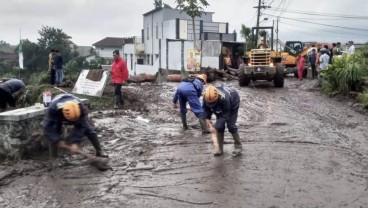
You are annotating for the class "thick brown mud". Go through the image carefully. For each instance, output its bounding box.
[1,79,368,208]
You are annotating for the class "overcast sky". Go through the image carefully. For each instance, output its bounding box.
[1,0,367,46]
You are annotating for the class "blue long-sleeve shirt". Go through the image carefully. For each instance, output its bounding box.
[173,78,203,103]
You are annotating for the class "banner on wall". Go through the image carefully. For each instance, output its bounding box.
[187,49,201,71]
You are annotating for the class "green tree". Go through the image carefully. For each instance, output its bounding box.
[0,40,11,48]
[154,0,163,8]
[37,26,77,68]
[240,24,255,51]
[176,0,209,49]
[15,39,43,70]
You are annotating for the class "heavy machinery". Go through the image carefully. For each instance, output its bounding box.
[238,26,284,88]
[280,41,332,76]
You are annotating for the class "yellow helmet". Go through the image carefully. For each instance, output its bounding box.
[197,74,207,84]
[204,85,219,103]
[62,101,81,121]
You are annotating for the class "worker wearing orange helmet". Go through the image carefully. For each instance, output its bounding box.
[203,85,242,156]
[172,74,209,134]
[43,94,108,166]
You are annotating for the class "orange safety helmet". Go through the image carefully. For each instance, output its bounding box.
[62,101,81,121]
[204,85,219,103]
[197,74,207,84]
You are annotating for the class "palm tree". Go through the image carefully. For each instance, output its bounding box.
[240,24,255,51]
[154,0,163,8]
[176,0,210,49]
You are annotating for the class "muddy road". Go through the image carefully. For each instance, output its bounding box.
[1,78,368,208]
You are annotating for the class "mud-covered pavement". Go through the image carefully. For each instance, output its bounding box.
[1,78,368,208]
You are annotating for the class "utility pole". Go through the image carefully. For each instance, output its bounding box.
[276,17,279,52]
[254,0,271,46]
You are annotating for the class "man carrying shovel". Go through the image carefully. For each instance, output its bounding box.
[43,94,109,169]
[173,74,210,134]
[203,85,242,156]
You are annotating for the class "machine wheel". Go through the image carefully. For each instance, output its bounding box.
[238,68,251,86]
[274,64,284,88]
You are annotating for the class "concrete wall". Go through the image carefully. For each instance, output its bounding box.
[0,100,89,160]
[161,8,213,22]
[95,47,120,58]
[0,114,45,160]
[135,58,159,75]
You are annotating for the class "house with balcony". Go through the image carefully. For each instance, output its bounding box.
[141,7,242,71]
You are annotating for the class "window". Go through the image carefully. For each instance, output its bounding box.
[147,24,149,40]
[156,22,158,39]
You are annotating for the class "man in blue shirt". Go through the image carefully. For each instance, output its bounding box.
[173,74,209,134]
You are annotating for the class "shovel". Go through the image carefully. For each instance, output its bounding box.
[59,143,111,171]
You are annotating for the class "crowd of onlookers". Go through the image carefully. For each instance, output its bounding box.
[297,41,356,81]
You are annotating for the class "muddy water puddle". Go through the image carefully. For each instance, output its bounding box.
[1,79,368,207]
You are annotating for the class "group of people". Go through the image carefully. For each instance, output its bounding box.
[45,49,129,166]
[297,41,355,81]
[48,49,64,86]
[172,74,242,156]
[0,49,239,169]
[0,49,129,167]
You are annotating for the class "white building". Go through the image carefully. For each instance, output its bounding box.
[92,37,125,59]
[141,7,241,71]
[96,8,242,75]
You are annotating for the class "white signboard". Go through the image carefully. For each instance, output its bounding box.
[72,69,109,97]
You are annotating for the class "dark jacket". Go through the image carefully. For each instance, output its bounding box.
[54,53,63,69]
[203,86,240,130]
[43,94,89,144]
[309,53,317,65]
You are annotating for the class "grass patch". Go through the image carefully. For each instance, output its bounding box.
[357,93,368,108]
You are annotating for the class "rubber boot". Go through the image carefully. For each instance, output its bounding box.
[180,114,189,130]
[114,95,124,109]
[199,117,210,134]
[214,132,224,156]
[231,132,243,154]
[88,135,109,158]
[49,141,61,168]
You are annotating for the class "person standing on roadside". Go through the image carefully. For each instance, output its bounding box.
[297,55,306,81]
[111,50,129,109]
[54,49,63,86]
[48,49,56,85]
[329,43,336,64]
[348,41,355,55]
[318,49,330,83]
[309,49,317,79]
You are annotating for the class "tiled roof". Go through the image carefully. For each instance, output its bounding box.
[93,37,124,47]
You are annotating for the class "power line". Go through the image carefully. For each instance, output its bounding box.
[279,20,368,37]
[263,13,368,32]
[268,8,368,19]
